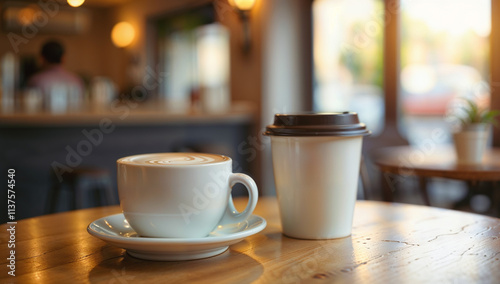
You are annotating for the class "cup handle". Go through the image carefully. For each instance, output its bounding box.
[218,173,259,225]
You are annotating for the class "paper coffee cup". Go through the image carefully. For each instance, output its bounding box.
[264,112,370,239]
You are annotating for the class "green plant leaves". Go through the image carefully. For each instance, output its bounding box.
[456,98,499,127]
[481,109,500,126]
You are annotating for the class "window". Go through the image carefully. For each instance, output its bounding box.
[154,4,231,113]
[313,0,491,143]
[400,0,491,145]
[313,0,384,135]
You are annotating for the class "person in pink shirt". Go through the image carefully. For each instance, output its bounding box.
[28,40,84,110]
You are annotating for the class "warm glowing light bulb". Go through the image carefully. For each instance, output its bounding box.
[229,0,256,11]
[67,0,85,7]
[111,22,135,48]
[17,7,36,26]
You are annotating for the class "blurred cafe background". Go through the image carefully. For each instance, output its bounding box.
[1,0,500,223]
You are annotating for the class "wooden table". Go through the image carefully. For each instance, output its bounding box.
[2,197,500,283]
[373,146,500,207]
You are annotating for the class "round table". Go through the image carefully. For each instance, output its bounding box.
[1,197,500,283]
[373,146,500,208]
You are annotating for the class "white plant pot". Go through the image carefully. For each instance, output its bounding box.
[453,124,489,165]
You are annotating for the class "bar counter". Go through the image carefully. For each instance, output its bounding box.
[0,101,257,222]
[0,101,256,126]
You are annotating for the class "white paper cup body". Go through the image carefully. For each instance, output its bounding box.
[270,135,364,239]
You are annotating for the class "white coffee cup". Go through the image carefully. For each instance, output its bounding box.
[117,153,258,238]
[265,113,370,239]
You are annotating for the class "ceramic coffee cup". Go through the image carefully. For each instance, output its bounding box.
[117,153,258,238]
[264,112,370,239]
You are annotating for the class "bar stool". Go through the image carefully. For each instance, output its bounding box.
[46,167,116,213]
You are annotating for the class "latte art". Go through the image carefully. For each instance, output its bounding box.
[145,154,224,165]
[119,153,229,166]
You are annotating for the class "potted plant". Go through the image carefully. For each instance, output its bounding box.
[453,98,499,165]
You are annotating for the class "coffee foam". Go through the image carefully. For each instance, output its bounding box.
[119,153,229,166]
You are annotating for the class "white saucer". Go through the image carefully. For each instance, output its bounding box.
[87,213,266,261]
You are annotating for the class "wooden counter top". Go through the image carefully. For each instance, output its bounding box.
[0,101,256,127]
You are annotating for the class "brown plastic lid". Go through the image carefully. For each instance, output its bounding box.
[263,112,371,137]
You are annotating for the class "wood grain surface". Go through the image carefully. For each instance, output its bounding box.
[1,197,500,283]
